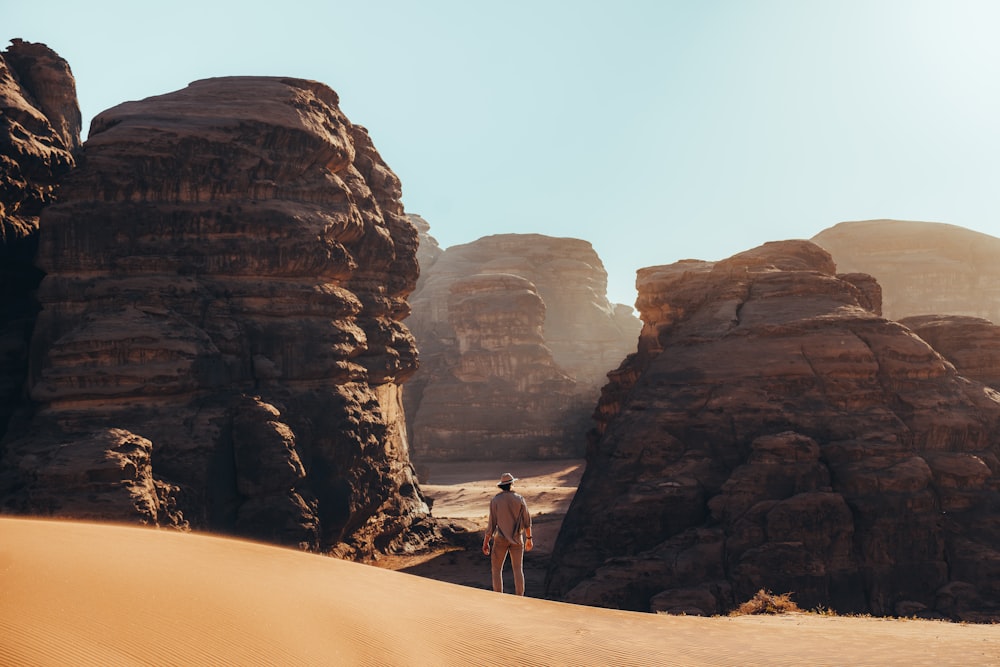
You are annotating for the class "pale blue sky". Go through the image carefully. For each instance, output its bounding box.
[8,1,1000,308]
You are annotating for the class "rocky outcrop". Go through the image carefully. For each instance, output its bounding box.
[813,219,1000,322]
[901,315,1000,390]
[546,240,1000,621]
[410,213,442,280]
[1,40,81,153]
[0,76,433,558]
[405,231,640,460]
[0,40,79,441]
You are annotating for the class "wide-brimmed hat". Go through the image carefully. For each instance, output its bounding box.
[497,472,518,487]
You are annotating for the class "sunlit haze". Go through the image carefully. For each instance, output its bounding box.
[9,0,1000,307]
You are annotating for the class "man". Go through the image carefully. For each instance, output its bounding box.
[482,472,533,595]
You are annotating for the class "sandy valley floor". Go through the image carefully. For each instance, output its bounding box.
[377,459,585,594]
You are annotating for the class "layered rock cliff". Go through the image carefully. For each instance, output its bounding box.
[901,315,1000,390]
[0,40,79,441]
[813,219,1000,322]
[546,240,1000,621]
[405,231,640,460]
[0,75,433,558]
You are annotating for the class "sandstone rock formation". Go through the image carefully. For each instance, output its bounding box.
[546,240,1000,621]
[901,315,1000,390]
[410,213,442,278]
[813,219,1000,322]
[0,40,79,442]
[0,75,434,558]
[405,231,640,460]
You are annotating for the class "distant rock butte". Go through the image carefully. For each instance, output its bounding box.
[547,239,1000,621]
[0,75,435,558]
[405,231,640,460]
[0,40,79,442]
[813,219,1000,322]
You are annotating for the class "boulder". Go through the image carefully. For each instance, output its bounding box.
[1,427,181,525]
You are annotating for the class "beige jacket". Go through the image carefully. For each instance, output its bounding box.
[486,490,531,543]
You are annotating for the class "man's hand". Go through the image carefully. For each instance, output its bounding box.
[525,536,534,552]
[482,540,491,556]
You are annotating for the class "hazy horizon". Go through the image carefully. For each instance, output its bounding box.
[9,0,1000,307]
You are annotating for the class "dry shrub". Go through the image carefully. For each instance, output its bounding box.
[730,589,801,616]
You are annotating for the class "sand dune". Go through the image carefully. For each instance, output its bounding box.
[2,517,1000,666]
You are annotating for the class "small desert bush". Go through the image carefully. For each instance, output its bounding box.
[730,589,801,616]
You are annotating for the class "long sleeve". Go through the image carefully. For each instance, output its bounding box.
[485,497,497,540]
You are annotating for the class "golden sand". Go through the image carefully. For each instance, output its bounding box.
[2,515,1000,666]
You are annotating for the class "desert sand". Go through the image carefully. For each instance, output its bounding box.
[3,461,1000,666]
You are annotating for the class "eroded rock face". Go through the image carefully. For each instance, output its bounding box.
[410,213,442,279]
[405,231,640,460]
[0,40,79,441]
[901,315,1000,390]
[0,76,432,558]
[546,240,1000,621]
[813,219,1000,322]
[1,39,81,153]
